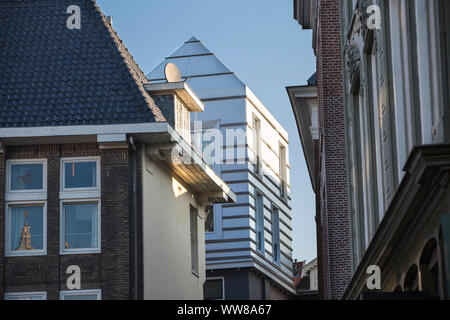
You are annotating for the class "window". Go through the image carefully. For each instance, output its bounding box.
[190,205,199,276]
[271,206,280,264]
[61,157,100,198]
[61,201,100,254]
[6,203,46,256]
[205,205,214,233]
[279,145,287,199]
[253,116,262,175]
[204,278,224,300]
[60,157,101,255]
[175,97,191,144]
[5,159,47,257]
[6,159,47,200]
[60,289,101,300]
[255,193,265,254]
[5,291,47,300]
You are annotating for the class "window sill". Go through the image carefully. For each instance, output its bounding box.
[5,192,47,201]
[60,249,101,255]
[5,250,47,257]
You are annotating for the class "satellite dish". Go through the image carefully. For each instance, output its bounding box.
[164,63,182,83]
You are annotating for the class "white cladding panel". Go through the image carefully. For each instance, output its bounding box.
[168,40,212,58]
[148,37,294,292]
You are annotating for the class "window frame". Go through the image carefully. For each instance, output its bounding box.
[271,205,281,265]
[5,291,47,300]
[255,192,265,255]
[190,205,199,277]
[205,204,215,234]
[60,157,101,199]
[5,201,47,257]
[204,277,225,300]
[252,115,262,176]
[6,159,47,201]
[59,289,101,300]
[60,199,101,255]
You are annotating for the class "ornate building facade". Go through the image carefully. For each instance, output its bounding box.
[341,0,450,299]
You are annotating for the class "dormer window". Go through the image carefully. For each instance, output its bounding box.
[145,81,205,145]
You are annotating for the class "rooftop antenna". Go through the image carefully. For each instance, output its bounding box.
[164,63,182,83]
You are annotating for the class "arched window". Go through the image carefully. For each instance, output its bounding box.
[404,264,419,292]
[420,239,440,298]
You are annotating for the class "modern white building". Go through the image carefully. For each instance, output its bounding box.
[148,37,295,299]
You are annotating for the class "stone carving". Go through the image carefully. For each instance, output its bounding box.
[358,0,378,52]
[344,43,361,93]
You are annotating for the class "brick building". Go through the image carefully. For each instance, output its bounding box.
[287,0,352,299]
[0,0,234,300]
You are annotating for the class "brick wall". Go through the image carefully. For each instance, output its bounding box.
[0,143,132,300]
[316,0,351,299]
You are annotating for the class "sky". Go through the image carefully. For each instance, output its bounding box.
[97,0,317,262]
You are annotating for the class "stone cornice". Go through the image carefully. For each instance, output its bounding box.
[343,144,450,299]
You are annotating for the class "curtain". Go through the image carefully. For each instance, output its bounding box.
[10,205,43,251]
[64,203,98,249]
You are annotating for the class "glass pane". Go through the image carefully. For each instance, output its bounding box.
[10,163,43,190]
[205,205,214,232]
[64,203,98,249]
[63,293,98,300]
[204,279,223,300]
[64,161,97,189]
[10,205,44,251]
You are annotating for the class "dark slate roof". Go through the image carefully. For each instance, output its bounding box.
[0,0,165,127]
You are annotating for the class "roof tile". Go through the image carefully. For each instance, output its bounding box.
[0,0,166,127]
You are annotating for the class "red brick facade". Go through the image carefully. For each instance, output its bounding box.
[315,0,351,299]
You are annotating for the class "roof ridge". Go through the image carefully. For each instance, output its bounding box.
[90,0,166,122]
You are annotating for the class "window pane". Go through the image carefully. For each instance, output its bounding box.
[64,203,98,249]
[204,279,223,300]
[190,206,198,274]
[64,161,97,189]
[205,205,214,232]
[11,163,43,190]
[63,293,98,300]
[10,205,44,251]
[6,294,45,300]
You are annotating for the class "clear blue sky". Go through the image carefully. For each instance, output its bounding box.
[97,0,317,262]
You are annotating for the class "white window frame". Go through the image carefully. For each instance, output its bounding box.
[6,159,47,201]
[190,205,199,277]
[60,199,101,255]
[60,157,101,199]
[205,204,215,234]
[5,291,47,300]
[59,289,101,300]
[204,277,225,300]
[5,201,47,257]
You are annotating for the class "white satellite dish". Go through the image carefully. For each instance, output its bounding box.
[164,63,182,83]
